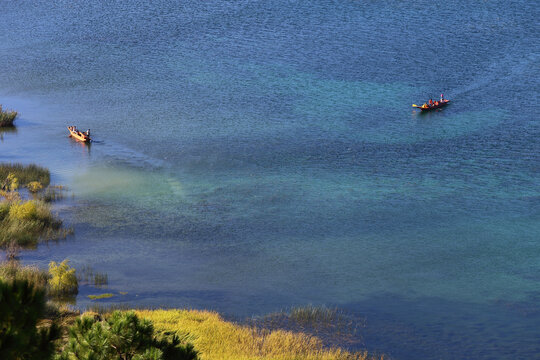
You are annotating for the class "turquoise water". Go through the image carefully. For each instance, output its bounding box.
[1,1,539,358]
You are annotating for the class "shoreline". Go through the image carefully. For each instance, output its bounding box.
[0,110,381,359]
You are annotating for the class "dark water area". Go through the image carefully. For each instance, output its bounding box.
[1,1,539,358]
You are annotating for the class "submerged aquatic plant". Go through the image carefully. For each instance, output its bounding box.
[37,186,66,202]
[251,305,364,352]
[88,293,115,300]
[290,304,339,325]
[77,264,109,288]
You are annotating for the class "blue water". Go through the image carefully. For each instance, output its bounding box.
[1,1,539,358]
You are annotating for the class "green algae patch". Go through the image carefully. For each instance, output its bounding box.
[88,293,115,300]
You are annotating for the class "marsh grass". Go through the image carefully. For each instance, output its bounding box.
[0,163,50,187]
[77,264,108,288]
[37,185,66,202]
[135,309,380,360]
[0,198,69,250]
[0,105,17,127]
[290,305,339,325]
[0,260,49,290]
[251,305,365,351]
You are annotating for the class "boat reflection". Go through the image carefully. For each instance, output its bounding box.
[69,136,92,156]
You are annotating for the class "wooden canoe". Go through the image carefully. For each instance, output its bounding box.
[67,127,91,142]
[416,99,450,112]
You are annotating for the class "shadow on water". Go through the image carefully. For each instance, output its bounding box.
[0,126,17,141]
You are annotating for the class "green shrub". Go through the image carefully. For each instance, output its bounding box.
[9,200,38,220]
[48,259,78,297]
[0,105,17,127]
[27,181,43,193]
[58,311,198,360]
[1,173,18,191]
[0,279,60,359]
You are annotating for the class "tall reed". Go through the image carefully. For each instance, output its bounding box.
[0,105,17,127]
[0,163,50,187]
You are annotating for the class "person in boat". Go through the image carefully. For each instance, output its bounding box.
[86,129,90,137]
[422,103,428,108]
[435,101,439,106]
[429,99,434,107]
[440,93,444,102]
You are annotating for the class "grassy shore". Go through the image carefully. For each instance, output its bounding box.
[135,309,376,360]
[0,162,382,359]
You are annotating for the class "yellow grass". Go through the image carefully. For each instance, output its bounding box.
[134,309,377,360]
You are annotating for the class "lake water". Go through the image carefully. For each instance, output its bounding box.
[1,1,539,358]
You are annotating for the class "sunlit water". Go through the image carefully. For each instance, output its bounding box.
[1,1,539,358]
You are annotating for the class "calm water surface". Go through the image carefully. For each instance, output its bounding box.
[1,1,539,358]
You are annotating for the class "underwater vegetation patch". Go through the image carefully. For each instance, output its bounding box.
[88,293,115,300]
[251,305,364,351]
[77,264,108,288]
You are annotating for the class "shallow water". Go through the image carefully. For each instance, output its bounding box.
[1,0,539,358]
